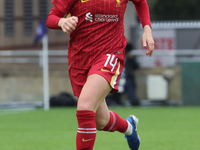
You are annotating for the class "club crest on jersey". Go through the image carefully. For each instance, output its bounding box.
[116,0,121,7]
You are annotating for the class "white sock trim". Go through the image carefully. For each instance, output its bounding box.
[124,121,133,136]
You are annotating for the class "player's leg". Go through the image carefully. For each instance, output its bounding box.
[77,74,111,112]
[95,99,110,130]
[88,53,140,149]
[95,96,140,150]
[95,98,132,134]
[94,97,140,150]
[76,74,111,150]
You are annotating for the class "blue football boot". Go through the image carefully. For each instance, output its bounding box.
[125,115,140,150]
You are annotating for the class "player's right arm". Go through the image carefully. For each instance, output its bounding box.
[58,17,78,34]
[46,5,78,34]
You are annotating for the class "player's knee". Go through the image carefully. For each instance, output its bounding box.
[77,96,100,112]
[77,98,95,111]
[77,103,91,111]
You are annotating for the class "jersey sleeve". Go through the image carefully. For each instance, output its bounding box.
[130,0,151,28]
[52,0,74,13]
[46,0,76,29]
[46,5,65,29]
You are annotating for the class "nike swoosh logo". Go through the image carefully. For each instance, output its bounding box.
[101,68,110,72]
[82,138,93,142]
[81,0,90,3]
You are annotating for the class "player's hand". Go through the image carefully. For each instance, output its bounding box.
[58,16,78,34]
[142,25,154,57]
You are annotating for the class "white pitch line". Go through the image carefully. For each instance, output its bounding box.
[0,108,36,116]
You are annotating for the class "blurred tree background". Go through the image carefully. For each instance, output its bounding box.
[147,0,200,21]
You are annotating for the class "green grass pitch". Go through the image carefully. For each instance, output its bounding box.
[0,106,200,150]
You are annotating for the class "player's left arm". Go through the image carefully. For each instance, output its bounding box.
[132,0,154,57]
[143,25,154,57]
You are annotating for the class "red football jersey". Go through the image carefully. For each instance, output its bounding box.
[49,0,151,69]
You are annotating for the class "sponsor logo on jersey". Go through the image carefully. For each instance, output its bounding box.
[116,0,121,7]
[85,12,119,22]
[81,0,90,3]
[85,12,93,22]
[95,14,119,22]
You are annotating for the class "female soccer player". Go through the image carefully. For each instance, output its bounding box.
[46,0,154,149]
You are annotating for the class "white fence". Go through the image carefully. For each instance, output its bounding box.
[0,50,68,65]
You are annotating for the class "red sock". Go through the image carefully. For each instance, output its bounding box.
[103,111,128,133]
[76,110,96,150]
